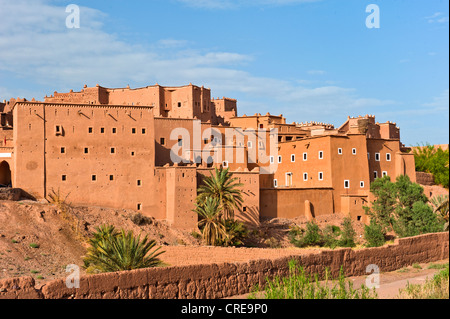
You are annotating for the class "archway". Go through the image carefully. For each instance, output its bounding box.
[0,161,11,186]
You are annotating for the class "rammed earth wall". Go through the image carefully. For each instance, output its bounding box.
[0,232,448,299]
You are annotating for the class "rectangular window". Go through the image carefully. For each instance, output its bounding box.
[92,175,96,181]
[137,180,142,186]
[88,127,93,134]
[375,153,380,161]
[360,181,365,188]
[291,154,295,162]
[319,151,323,159]
[247,141,252,148]
[270,156,274,164]
[131,151,135,156]
[110,147,115,154]
[318,172,323,181]
[112,128,117,134]
[338,148,343,155]
[386,153,391,161]
[352,148,357,155]
[132,128,136,134]
[177,102,181,108]
[62,175,67,181]
[303,152,307,161]
[137,203,142,211]
[203,138,208,144]
[344,180,350,189]
[274,179,278,188]
[222,161,228,168]
[61,147,65,154]
[374,171,378,179]
[142,128,146,134]
[160,138,165,145]
[84,147,89,154]
[303,173,308,181]
[100,127,105,134]
[382,171,388,177]
[109,175,114,181]
[278,155,282,163]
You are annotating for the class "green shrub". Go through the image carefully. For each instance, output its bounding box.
[220,219,249,247]
[303,221,323,247]
[322,225,341,249]
[413,144,449,189]
[29,243,40,249]
[338,217,356,248]
[364,220,385,247]
[83,225,165,273]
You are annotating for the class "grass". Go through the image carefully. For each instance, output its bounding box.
[412,263,422,269]
[30,270,40,274]
[29,243,40,249]
[248,260,378,299]
[397,264,449,299]
[427,262,449,269]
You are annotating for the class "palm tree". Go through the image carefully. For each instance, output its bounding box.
[197,167,244,220]
[194,197,227,246]
[430,195,449,231]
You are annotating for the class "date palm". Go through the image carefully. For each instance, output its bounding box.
[430,195,449,231]
[197,167,244,220]
[194,197,227,246]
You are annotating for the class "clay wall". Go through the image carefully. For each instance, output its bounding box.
[2,232,447,299]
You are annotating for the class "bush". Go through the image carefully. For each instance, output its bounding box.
[413,144,449,189]
[289,222,323,248]
[322,225,341,249]
[83,225,165,273]
[364,220,385,247]
[338,217,356,248]
[221,219,249,247]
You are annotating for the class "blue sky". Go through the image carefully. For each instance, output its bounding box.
[0,0,448,145]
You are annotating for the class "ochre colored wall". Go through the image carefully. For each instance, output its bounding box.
[1,232,447,299]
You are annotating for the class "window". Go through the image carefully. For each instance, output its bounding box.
[352,148,357,155]
[286,173,293,186]
[374,171,378,179]
[110,147,115,154]
[132,128,136,134]
[303,152,307,161]
[203,138,208,144]
[344,180,350,189]
[92,175,97,181]
[55,125,62,134]
[291,154,296,162]
[112,128,117,134]
[137,203,142,211]
[247,141,252,148]
[360,181,365,188]
[259,124,264,129]
[270,156,274,164]
[357,216,362,221]
[319,151,324,159]
[62,175,67,181]
[160,138,165,145]
[60,147,65,154]
[318,172,323,181]
[367,153,370,160]
[375,153,380,161]
[100,127,105,134]
[278,155,282,163]
[177,102,181,108]
[131,151,135,156]
[142,128,146,134]
[303,173,308,181]
[382,171,388,177]
[243,206,247,212]
[178,139,183,146]
[88,127,93,134]
[84,147,89,154]
[137,180,142,186]
[338,148,343,155]
[274,179,278,188]
[109,175,114,181]
[222,161,228,168]
[386,153,391,161]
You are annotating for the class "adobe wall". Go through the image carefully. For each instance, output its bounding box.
[416,171,434,186]
[1,232,447,299]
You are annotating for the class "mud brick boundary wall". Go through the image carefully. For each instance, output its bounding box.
[1,232,448,299]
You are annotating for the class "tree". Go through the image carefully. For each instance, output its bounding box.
[430,195,449,231]
[194,197,227,246]
[339,216,357,248]
[197,167,244,220]
[413,143,449,189]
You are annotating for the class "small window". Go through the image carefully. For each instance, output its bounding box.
[132,128,136,134]
[386,153,391,161]
[243,206,247,212]
[92,175,97,181]
[274,179,278,188]
[142,128,146,134]
[110,147,115,154]
[131,151,135,156]
[278,155,282,163]
[84,147,89,154]
[374,171,378,179]
[137,180,142,186]
[137,203,142,211]
[100,127,105,134]
[318,172,323,181]
[177,102,181,108]
[382,171,388,177]
[112,128,117,134]
[88,127,93,134]
[303,173,308,181]
[160,138,165,145]
[247,141,252,148]
[375,153,380,161]
[270,156,274,164]
[178,139,183,146]
[222,161,229,168]
[352,148,357,155]
[319,151,323,159]
[109,175,114,181]
[357,216,362,221]
[344,180,350,189]
[338,148,343,155]
[62,175,67,181]
[303,153,307,161]
[291,154,295,162]
[203,138,208,144]
[360,181,365,188]
[61,147,65,154]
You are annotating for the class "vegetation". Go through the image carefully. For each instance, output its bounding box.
[194,167,248,247]
[364,175,444,238]
[412,143,449,189]
[364,220,386,247]
[29,243,40,249]
[397,264,449,299]
[83,225,165,273]
[249,260,377,299]
[430,195,449,231]
[289,218,356,249]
